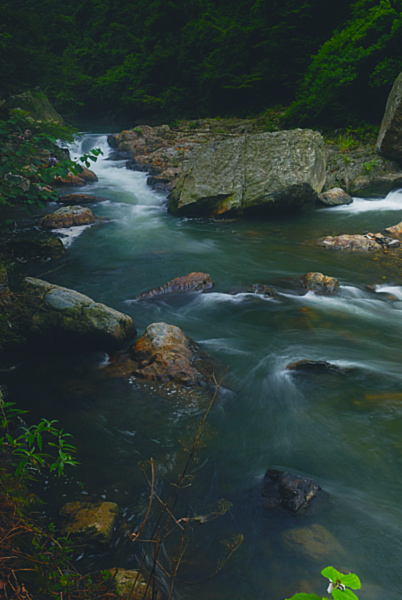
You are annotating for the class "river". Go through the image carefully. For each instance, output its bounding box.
[8,133,402,599]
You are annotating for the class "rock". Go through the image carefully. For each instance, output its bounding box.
[40,206,96,229]
[20,277,136,350]
[318,187,353,206]
[384,220,402,238]
[138,272,214,299]
[107,568,162,600]
[300,272,339,294]
[261,470,321,513]
[10,89,63,124]
[60,501,119,547]
[226,284,277,298]
[377,71,402,161]
[317,234,382,251]
[58,194,105,205]
[0,265,11,308]
[286,359,346,374]
[282,524,344,561]
[131,322,215,386]
[350,173,402,197]
[0,236,66,260]
[53,167,98,186]
[169,129,325,217]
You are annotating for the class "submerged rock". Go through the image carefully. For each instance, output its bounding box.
[300,272,339,294]
[138,272,214,299]
[286,359,346,374]
[58,194,105,205]
[40,205,96,229]
[261,470,321,513]
[107,568,162,600]
[131,322,216,386]
[60,501,119,547]
[20,277,136,350]
[318,187,353,206]
[282,524,344,561]
[169,129,325,217]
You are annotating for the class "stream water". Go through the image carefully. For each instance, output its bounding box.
[6,134,402,599]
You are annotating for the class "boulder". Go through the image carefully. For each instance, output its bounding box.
[261,470,321,513]
[53,167,98,186]
[384,220,402,238]
[0,236,65,260]
[286,359,346,374]
[377,71,402,160]
[20,277,136,350]
[300,272,339,294]
[60,501,119,547]
[350,173,402,197]
[131,322,215,386]
[138,272,214,299]
[318,187,353,206]
[169,129,326,217]
[107,569,162,600]
[40,206,96,229]
[317,234,382,252]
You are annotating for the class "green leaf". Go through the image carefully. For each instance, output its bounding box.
[322,567,344,584]
[332,589,359,600]
[340,574,361,590]
[285,595,323,600]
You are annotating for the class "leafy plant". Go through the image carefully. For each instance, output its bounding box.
[286,566,361,600]
[0,392,78,478]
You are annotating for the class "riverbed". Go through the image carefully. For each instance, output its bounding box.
[7,133,402,599]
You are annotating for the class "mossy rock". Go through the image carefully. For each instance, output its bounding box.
[60,501,119,547]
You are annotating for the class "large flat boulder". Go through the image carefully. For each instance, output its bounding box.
[377,71,402,161]
[169,129,325,217]
[20,277,136,350]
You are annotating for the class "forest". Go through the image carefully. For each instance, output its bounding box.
[1,0,402,127]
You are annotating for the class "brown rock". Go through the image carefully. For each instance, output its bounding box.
[131,322,215,386]
[58,194,104,205]
[300,272,339,294]
[53,167,98,186]
[60,501,119,546]
[40,206,96,229]
[384,220,402,238]
[318,187,353,206]
[138,272,214,299]
[108,568,162,600]
[282,524,344,561]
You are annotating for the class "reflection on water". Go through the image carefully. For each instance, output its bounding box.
[6,134,402,599]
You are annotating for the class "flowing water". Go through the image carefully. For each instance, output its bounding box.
[7,134,402,599]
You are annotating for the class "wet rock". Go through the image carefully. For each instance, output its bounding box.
[300,272,339,294]
[384,220,402,238]
[58,194,105,205]
[60,501,119,547]
[138,272,214,299]
[350,173,402,197]
[107,568,162,600]
[261,470,320,513]
[226,284,277,298]
[169,129,325,217]
[0,236,66,260]
[282,524,344,561]
[53,167,98,186]
[39,206,96,229]
[286,359,346,374]
[131,322,215,386]
[317,234,382,252]
[318,187,353,206]
[377,71,402,161]
[20,277,136,350]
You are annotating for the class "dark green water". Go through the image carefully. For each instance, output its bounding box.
[7,134,402,599]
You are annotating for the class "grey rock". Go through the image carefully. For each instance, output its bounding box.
[169,129,326,217]
[261,469,321,513]
[377,71,402,161]
[20,277,136,350]
[318,187,353,206]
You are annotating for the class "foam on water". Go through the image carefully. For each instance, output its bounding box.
[320,188,402,213]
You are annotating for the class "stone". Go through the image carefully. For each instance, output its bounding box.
[107,568,162,600]
[317,234,382,251]
[300,272,339,294]
[351,173,402,197]
[60,501,119,546]
[20,277,136,350]
[53,167,98,186]
[318,187,353,206]
[261,470,321,513]
[282,524,344,561]
[138,272,214,299]
[286,359,346,374]
[377,71,402,160]
[131,322,215,386]
[384,220,402,238]
[0,236,66,260]
[40,206,96,229]
[169,129,326,217]
[58,194,104,205]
